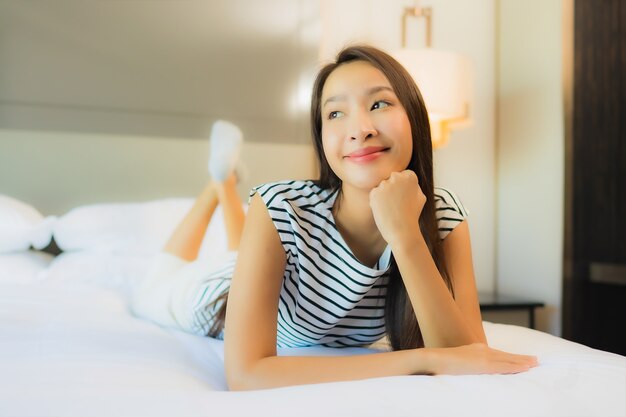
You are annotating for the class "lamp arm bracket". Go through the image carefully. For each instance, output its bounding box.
[401,6,433,48]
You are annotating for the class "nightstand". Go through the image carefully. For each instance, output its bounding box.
[478,292,545,329]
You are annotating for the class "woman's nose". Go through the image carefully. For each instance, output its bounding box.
[348,110,377,141]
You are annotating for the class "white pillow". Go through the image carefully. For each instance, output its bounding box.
[0,251,55,284]
[53,198,243,257]
[0,194,55,252]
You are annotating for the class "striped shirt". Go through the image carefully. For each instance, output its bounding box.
[250,180,469,348]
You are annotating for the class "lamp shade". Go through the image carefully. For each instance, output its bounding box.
[392,48,470,147]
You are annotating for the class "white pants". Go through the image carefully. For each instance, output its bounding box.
[130,251,237,338]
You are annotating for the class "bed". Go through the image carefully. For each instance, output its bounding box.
[1,194,625,417]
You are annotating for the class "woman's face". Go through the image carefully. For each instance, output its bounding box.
[321,60,413,191]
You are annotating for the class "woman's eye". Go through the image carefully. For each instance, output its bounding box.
[372,100,390,110]
[328,110,344,120]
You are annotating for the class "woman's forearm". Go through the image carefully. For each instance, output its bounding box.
[391,235,478,348]
[228,348,433,391]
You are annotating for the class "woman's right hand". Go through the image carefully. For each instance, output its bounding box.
[426,343,539,375]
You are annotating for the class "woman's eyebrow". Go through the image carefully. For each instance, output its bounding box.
[322,94,346,108]
[366,85,394,96]
[322,85,394,108]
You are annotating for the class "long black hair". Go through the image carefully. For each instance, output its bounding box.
[310,44,454,350]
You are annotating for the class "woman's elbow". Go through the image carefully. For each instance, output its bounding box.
[225,362,249,391]
[226,376,250,392]
[225,361,264,391]
[226,372,258,391]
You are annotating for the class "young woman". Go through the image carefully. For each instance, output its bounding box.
[131,45,539,391]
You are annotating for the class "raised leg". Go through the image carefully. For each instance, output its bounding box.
[163,182,219,261]
[162,173,245,261]
[163,118,245,261]
[214,174,245,251]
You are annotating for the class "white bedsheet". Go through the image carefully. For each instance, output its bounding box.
[1,268,625,417]
[0,251,54,284]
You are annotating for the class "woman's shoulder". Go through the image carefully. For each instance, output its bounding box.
[433,187,470,218]
[249,179,334,210]
[434,187,470,228]
[433,187,470,241]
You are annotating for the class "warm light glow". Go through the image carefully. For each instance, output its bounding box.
[392,48,471,148]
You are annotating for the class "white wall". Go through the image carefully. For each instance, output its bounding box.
[320,0,497,293]
[0,129,316,216]
[496,0,564,335]
[0,0,318,144]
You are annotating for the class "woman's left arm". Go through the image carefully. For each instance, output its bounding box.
[370,171,487,348]
[440,220,488,344]
[391,221,487,348]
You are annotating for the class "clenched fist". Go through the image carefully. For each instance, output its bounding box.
[369,170,426,248]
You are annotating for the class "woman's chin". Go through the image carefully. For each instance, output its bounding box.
[339,164,407,191]
[344,174,388,191]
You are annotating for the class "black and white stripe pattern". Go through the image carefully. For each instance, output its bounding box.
[247,180,468,348]
[190,259,237,337]
[434,186,469,241]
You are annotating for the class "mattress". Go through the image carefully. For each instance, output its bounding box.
[0,252,625,417]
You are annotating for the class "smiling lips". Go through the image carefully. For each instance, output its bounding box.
[345,146,389,163]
